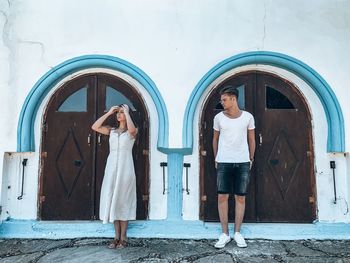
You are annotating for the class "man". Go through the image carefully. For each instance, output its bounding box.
[212,85,255,248]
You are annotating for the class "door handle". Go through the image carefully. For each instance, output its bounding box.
[259,133,263,146]
[88,134,91,146]
[269,159,279,166]
[98,134,102,145]
[160,162,167,194]
[74,160,82,167]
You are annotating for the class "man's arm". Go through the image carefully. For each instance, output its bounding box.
[213,130,220,168]
[248,129,256,162]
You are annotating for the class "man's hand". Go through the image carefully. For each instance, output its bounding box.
[249,159,254,170]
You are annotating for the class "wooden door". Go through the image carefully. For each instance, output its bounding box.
[255,73,315,222]
[40,73,149,220]
[95,74,149,220]
[200,74,257,222]
[200,71,316,223]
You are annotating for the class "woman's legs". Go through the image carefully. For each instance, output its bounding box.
[120,220,128,241]
[108,220,121,248]
[114,220,121,240]
[115,220,129,248]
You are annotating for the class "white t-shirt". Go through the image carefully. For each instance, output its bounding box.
[213,111,255,163]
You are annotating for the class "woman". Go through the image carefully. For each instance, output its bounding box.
[91,104,137,249]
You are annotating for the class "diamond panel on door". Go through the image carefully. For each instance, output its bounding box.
[56,127,85,199]
[267,130,299,200]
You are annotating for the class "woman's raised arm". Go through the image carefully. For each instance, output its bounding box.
[91,106,119,135]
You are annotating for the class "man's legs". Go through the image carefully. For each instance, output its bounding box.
[232,162,250,247]
[215,163,232,248]
[218,194,229,234]
[234,195,246,232]
[217,193,246,234]
[233,196,248,248]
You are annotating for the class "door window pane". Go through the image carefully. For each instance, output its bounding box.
[236,85,245,110]
[106,86,136,111]
[58,87,87,112]
[266,86,295,109]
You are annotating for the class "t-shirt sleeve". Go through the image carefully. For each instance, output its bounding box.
[213,114,220,131]
[248,114,255,130]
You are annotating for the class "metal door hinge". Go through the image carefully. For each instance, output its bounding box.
[307,151,312,157]
[142,195,149,201]
[88,134,91,146]
[143,150,149,156]
[40,196,46,203]
[41,152,48,158]
[259,133,263,146]
[309,196,316,204]
[201,195,207,201]
[201,151,207,156]
[42,123,48,133]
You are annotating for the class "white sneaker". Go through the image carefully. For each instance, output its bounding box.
[234,232,247,248]
[214,233,231,248]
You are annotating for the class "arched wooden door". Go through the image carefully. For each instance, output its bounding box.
[40,73,149,220]
[200,71,316,223]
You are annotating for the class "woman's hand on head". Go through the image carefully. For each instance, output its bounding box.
[122,104,130,114]
[107,106,119,115]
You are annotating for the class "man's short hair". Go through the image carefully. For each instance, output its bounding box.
[219,85,239,99]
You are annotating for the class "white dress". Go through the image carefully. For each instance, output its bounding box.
[99,129,136,223]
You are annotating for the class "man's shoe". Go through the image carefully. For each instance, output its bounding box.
[234,232,247,248]
[214,233,231,248]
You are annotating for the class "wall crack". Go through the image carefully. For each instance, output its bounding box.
[261,0,267,49]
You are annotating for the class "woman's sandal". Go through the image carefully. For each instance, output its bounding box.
[116,239,127,248]
[107,239,119,249]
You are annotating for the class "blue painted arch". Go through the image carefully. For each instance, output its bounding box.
[183,51,345,153]
[17,55,169,152]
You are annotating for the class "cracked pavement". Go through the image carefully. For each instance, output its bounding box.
[1,238,350,262]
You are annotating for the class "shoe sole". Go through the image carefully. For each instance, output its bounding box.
[214,239,231,249]
[236,242,247,248]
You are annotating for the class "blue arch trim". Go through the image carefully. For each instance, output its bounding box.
[17,55,169,152]
[183,51,345,153]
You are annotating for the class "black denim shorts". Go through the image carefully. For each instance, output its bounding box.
[216,162,251,196]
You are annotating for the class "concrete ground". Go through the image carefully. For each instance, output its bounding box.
[0,238,350,263]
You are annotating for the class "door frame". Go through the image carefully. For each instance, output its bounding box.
[180,51,345,221]
[38,72,150,220]
[183,51,344,153]
[17,55,169,153]
[16,55,170,221]
[199,70,317,222]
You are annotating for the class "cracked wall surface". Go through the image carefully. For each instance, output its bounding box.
[0,0,13,209]
[1,0,350,150]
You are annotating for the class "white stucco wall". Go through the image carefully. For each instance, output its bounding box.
[1,0,349,222]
